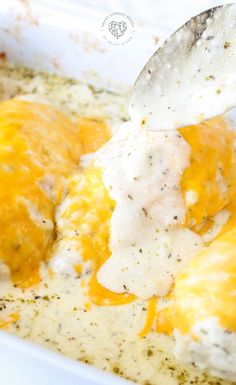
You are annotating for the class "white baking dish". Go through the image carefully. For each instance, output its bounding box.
[0,1,169,384]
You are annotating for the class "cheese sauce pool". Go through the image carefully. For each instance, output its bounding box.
[0,62,232,385]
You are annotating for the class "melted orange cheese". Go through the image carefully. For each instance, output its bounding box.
[156,306,173,336]
[180,116,236,231]
[78,116,110,155]
[139,298,157,337]
[0,313,19,329]
[0,99,81,286]
[89,274,135,306]
[173,227,236,333]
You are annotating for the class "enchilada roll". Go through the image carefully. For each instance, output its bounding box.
[0,99,81,286]
[172,227,236,382]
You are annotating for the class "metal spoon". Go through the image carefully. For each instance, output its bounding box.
[129,3,236,131]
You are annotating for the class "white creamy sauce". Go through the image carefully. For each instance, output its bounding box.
[1,268,222,385]
[96,121,203,298]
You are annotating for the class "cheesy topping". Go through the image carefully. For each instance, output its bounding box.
[51,166,135,306]
[180,116,236,230]
[0,99,81,286]
[77,116,110,155]
[173,227,236,334]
